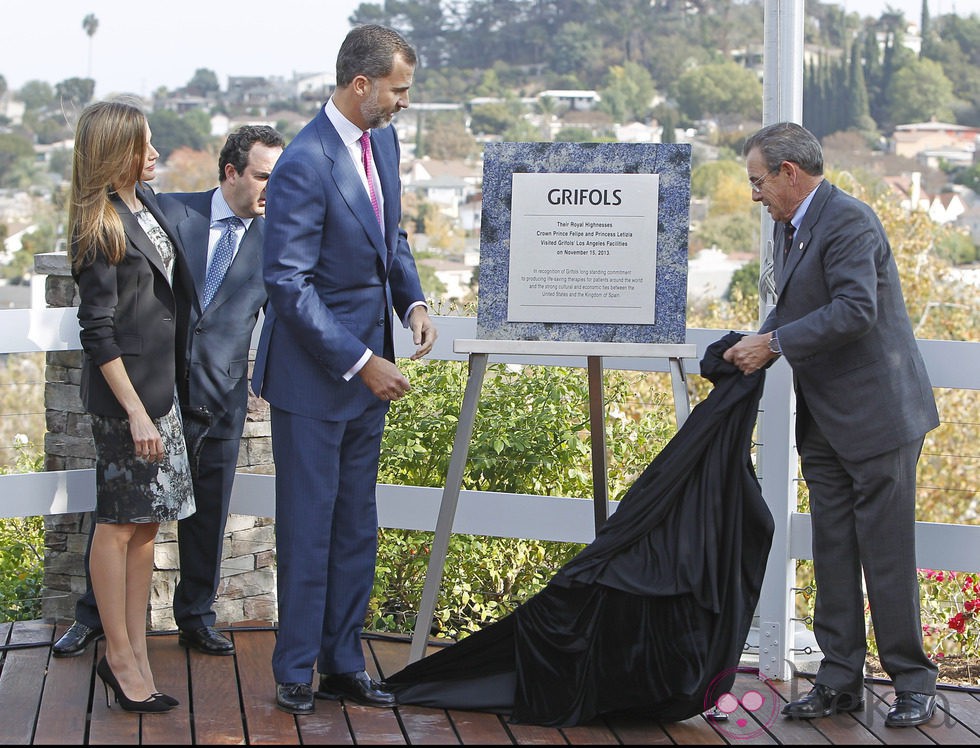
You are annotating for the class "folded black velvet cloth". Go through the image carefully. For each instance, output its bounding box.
[385,332,775,726]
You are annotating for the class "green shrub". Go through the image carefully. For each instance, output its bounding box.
[372,356,677,641]
[0,436,44,621]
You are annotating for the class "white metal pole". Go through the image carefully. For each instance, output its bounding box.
[756,0,805,683]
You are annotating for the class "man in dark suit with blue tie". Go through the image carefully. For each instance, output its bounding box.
[53,125,285,659]
[725,122,939,728]
[251,25,437,714]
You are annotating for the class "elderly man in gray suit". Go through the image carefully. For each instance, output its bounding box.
[725,122,939,728]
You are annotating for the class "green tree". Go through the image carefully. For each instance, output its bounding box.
[554,126,594,142]
[846,39,876,133]
[598,61,656,124]
[422,112,478,160]
[726,259,761,305]
[954,162,980,192]
[55,77,95,109]
[674,61,762,125]
[469,101,520,137]
[923,14,980,126]
[501,117,543,142]
[0,132,36,188]
[658,107,677,143]
[690,159,745,200]
[887,57,956,125]
[186,68,220,96]
[547,22,602,78]
[381,0,446,69]
[17,80,54,110]
[147,109,213,161]
[82,13,98,79]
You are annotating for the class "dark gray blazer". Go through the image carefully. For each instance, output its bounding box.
[158,190,268,440]
[73,191,179,419]
[760,179,938,461]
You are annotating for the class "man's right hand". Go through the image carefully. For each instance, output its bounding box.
[358,354,412,402]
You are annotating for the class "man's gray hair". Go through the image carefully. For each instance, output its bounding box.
[743,122,824,177]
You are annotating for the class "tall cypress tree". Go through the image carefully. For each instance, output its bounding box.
[847,38,874,132]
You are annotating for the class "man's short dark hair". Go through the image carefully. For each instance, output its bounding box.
[336,24,417,88]
[218,125,285,182]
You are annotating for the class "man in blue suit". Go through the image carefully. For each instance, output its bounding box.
[251,25,437,714]
[53,125,284,658]
[725,122,939,728]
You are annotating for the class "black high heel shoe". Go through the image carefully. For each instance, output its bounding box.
[96,656,173,713]
[152,692,180,707]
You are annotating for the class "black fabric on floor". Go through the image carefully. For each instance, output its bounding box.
[385,332,775,726]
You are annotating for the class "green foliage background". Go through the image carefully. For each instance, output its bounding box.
[0,438,44,621]
[371,357,677,640]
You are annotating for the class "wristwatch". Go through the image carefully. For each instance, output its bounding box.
[768,331,782,355]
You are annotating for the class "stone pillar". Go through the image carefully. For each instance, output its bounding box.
[39,252,277,630]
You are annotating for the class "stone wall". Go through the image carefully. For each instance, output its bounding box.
[39,252,278,630]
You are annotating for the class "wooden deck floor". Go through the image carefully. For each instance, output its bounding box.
[1,620,979,745]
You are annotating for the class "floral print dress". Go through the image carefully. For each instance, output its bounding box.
[91,207,195,524]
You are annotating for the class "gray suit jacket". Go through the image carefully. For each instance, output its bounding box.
[759,179,938,461]
[159,190,268,440]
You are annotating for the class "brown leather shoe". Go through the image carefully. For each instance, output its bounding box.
[782,684,864,719]
[316,671,395,707]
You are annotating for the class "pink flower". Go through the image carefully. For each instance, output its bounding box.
[936,572,945,582]
[949,613,967,633]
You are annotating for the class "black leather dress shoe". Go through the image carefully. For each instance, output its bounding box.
[276,682,314,714]
[316,671,396,707]
[885,691,936,727]
[782,684,865,719]
[52,621,104,658]
[178,626,235,655]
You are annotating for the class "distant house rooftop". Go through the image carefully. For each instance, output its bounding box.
[538,89,600,102]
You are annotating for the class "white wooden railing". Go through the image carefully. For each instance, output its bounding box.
[1,283,978,681]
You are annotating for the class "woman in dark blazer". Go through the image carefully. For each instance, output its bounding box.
[69,99,194,713]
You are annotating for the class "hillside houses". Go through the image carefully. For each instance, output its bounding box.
[401,158,483,224]
[891,121,979,168]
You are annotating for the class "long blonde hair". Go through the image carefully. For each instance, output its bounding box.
[68,100,147,271]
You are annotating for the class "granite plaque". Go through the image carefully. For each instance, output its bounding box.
[477,141,691,343]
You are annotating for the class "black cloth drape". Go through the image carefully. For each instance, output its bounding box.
[385,332,775,726]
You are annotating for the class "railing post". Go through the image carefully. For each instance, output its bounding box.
[37,252,93,624]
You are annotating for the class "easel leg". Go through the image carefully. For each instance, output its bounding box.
[587,356,608,534]
[408,353,489,664]
[668,357,691,428]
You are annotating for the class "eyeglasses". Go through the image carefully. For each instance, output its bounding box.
[749,168,779,193]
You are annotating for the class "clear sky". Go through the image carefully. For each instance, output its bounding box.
[1,0,975,99]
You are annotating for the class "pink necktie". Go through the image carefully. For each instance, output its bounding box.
[359,131,382,226]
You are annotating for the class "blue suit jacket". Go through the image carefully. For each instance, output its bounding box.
[252,107,425,421]
[760,179,938,461]
[159,190,268,439]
